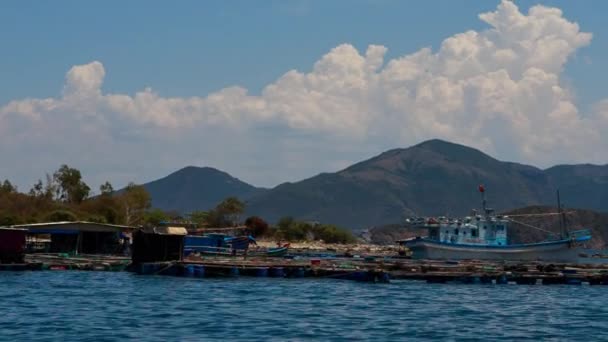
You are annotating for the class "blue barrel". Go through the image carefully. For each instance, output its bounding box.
[290,267,305,278]
[193,265,205,278]
[269,267,285,278]
[139,263,159,275]
[255,268,268,277]
[160,265,178,276]
[183,265,195,277]
[566,278,582,285]
[378,272,390,283]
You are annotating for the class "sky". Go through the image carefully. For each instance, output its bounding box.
[2,0,608,192]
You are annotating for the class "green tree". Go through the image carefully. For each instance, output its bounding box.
[189,210,210,226]
[46,210,78,222]
[120,183,151,226]
[0,180,17,194]
[29,179,44,197]
[215,197,245,227]
[0,211,20,226]
[53,165,90,203]
[99,181,114,196]
[144,209,168,227]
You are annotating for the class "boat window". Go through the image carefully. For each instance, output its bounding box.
[471,229,478,237]
[454,229,459,235]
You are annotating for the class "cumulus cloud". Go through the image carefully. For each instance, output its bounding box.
[1,0,607,189]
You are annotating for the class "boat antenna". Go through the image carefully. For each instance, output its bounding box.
[557,189,567,239]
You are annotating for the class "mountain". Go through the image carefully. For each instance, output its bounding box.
[545,164,608,212]
[505,206,608,250]
[244,139,608,228]
[142,140,608,229]
[142,166,265,213]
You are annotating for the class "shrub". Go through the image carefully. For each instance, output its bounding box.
[45,210,78,222]
[245,216,270,237]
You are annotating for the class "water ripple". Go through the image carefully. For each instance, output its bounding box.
[0,273,607,341]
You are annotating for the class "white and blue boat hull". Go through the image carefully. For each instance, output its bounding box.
[405,238,583,262]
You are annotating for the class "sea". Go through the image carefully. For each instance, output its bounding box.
[1,272,607,341]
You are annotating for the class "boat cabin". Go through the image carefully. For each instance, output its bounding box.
[425,215,509,246]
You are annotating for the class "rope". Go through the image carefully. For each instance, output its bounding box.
[506,217,559,236]
[505,211,574,218]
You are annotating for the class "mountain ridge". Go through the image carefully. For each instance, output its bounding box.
[139,139,608,228]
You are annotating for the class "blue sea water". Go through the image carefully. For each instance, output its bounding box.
[1,272,607,341]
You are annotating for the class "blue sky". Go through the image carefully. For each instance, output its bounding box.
[1,0,608,191]
[2,1,606,105]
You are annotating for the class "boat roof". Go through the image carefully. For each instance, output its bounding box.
[0,227,27,231]
[12,221,136,233]
[140,226,188,236]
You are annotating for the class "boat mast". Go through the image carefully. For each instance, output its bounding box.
[479,184,486,215]
[557,189,567,239]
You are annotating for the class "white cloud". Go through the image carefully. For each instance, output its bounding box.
[1,0,607,190]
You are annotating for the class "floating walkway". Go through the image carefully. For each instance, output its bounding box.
[4,252,608,286]
[131,259,390,283]
[387,259,608,285]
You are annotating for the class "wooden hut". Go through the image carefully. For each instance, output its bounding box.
[13,221,136,255]
[0,228,27,263]
[132,226,187,264]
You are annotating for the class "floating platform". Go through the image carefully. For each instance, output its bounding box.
[131,259,390,283]
[5,250,608,286]
[387,259,608,285]
[0,263,43,271]
[23,253,131,272]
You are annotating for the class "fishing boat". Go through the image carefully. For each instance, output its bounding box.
[399,186,591,262]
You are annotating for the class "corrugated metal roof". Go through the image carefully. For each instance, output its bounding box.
[12,221,136,233]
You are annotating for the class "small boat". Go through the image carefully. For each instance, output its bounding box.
[184,234,289,257]
[184,233,254,256]
[266,246,289,257]
[399,186,591,262]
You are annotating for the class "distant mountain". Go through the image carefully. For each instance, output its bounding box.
[142,166,265,213]
[144,140,608,229]
[245,139,608,228]
[545,164,608,212]
[505,206,608,250]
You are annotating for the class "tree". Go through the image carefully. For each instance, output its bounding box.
[99,181,114,196]
[29,179,44,197]
[120,182,151,226]
[53,165,90,203]
[215,197,245,227]
[46,210,78,222]
[245,216,269,237]
[0,180,17,194]
[0,211,19,226]
[44,173,58,200]
[189,210,210,226]
[144,209,168,227]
